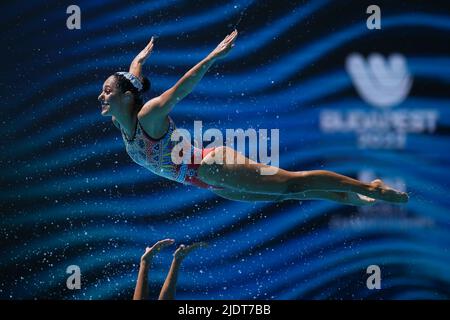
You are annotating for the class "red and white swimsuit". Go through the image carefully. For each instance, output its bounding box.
[121,117,220,190]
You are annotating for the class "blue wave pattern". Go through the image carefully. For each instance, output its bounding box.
[1,0,449,299]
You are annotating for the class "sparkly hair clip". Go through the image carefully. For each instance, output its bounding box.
[115,71,143,92]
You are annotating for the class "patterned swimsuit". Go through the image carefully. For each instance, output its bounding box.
[120,117,220,190]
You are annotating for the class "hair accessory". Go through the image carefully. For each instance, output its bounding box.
[115,71,143,91]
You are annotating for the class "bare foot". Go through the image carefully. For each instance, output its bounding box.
[370,179,409,203]
[345,192,377,206]
[174,242,207,261]
[141,238,175,263]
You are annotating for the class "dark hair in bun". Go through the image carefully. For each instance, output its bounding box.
[113,73,151,108]
[141,77,151,93]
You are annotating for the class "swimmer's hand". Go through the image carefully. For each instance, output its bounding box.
[207,30,238,60]
[134,36,155,64]
[140,238,175,263]
[130,36,155,78]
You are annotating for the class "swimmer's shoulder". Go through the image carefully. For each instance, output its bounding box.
[137,107,170,140]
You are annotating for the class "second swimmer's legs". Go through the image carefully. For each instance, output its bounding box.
[198,147,408,203]
[158,242,206,300]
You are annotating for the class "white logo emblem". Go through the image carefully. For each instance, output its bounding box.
[346,53,413,108]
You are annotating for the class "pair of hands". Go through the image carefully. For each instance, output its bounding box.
[140,238,207,263]
[133,30,239,65]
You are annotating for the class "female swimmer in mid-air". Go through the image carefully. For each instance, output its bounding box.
[98,30,408,206]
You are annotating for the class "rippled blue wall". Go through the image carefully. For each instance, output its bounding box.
[1,0,449,299]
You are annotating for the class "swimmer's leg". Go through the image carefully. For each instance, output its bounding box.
[198,146,407,203]
[158,242,206,300]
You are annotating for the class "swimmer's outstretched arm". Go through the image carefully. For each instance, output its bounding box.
[133,239,174,300]
[141,30,238,118]
[129,37,155,80]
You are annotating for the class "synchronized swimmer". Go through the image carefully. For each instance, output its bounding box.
[98,30,409,206]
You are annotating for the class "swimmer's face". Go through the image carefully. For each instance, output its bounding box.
[98,76,124,117]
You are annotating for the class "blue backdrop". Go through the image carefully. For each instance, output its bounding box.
[1,0,449,299]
